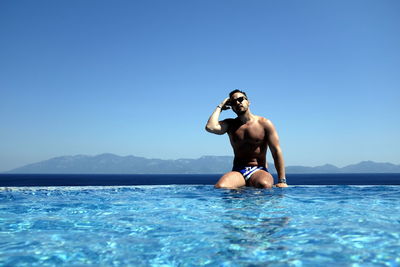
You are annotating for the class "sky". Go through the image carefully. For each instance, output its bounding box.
[1,0,399,172]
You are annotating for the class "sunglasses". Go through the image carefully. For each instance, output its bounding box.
[230,96,247,105]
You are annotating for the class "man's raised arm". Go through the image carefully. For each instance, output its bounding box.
[205,97,230,135]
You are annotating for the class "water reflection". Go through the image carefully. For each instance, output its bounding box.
[216,188,290,257]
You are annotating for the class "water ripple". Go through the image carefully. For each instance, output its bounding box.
[0,185,399,266]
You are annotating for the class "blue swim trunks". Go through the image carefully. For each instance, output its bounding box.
[233,166,269,181]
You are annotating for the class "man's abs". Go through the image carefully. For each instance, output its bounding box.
[233,154,267,168]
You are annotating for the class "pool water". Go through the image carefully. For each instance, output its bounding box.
[0,185,399,266]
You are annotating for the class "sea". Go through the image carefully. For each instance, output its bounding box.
[0,173,399,186]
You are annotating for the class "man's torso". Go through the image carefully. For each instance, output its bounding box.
[226,116,269,168]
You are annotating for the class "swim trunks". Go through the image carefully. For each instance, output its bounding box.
[232,166,269,181]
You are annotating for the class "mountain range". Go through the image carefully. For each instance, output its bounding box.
[6,153,400,174]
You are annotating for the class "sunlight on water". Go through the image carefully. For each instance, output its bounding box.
[0,185,399,266]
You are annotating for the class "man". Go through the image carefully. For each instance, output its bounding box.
[205,89,288,188]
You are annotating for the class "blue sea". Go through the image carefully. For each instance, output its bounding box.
[0,173,400,186]
[1,174,399,266]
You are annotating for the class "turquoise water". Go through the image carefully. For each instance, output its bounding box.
[0,185,399,266]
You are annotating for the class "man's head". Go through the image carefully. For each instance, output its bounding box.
[228,89,250,115]
[229,89,247,99]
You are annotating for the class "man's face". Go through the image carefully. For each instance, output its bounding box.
[230,93,249,115]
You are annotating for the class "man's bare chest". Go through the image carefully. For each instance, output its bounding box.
[229,123,266,144]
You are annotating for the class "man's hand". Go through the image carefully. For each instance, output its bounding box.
[219,98,231,110]
[275,183,288,188]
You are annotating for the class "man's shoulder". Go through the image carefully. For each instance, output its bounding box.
[256,116,274,128]
[255,115,271,123]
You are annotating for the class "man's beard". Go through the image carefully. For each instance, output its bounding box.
[234,107,247,115]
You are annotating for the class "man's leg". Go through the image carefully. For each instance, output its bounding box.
[248,170,274,188]
[215,171,246,189]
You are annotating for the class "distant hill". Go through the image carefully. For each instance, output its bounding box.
[6,154,400,174]
[7,154,233,174]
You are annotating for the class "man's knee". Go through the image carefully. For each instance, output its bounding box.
[250,172,274,188]
[256,179,273,188]
[215,172,245,189]
[215,179,240,189]
[214,181,227,188]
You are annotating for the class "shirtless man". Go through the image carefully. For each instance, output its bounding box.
[205,89,288,188]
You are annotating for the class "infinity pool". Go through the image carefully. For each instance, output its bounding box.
[0,185,399,266]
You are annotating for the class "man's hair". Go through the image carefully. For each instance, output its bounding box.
[229,89,247,99]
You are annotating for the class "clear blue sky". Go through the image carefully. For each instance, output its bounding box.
[1,0,399,172]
